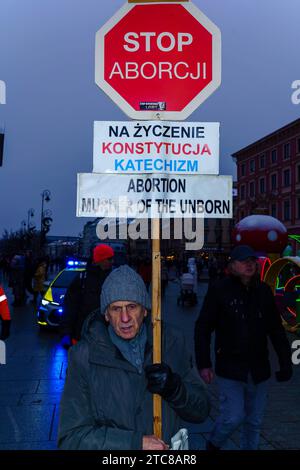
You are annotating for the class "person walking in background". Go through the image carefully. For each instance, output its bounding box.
[207,256,218,287]
[1,256,10,282]
[10,253,26,306]
[0,284,11,340]
[194,245,293,451]
[32,258,47,305]
[60,244,114,348]
[137,257,152,291]
[161,261,169,296]
[24,251,35,300]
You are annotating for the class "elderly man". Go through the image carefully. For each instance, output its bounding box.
[58,265,210,450]
[194,245,293,450]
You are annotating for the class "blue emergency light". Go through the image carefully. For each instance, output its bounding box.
[66,259,87,268]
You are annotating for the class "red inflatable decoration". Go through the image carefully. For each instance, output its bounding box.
[232,215,288,253]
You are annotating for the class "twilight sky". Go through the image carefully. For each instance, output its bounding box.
[0,0,299,236]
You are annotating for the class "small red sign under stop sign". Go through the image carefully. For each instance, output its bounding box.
[95,2,221,120]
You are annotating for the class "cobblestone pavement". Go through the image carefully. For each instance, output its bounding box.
[0,274,299,450]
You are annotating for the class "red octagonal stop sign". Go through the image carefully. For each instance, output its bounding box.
[95,2,221,120]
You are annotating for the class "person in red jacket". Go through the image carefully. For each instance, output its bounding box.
[0,284,11,340]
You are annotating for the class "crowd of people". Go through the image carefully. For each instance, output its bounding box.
[0,252,51,307]
[0,244,294,451]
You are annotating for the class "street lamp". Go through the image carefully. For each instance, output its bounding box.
[27,208,35,231]
[21,220,26,233]
[43,209,53,226]
[40,190,52,248]
[41,190,51,232]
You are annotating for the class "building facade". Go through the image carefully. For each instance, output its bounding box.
[232,118,300,237]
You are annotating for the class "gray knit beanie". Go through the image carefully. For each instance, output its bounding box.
[101,265,151,314]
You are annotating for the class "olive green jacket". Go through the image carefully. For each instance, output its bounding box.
[58,312,210,450]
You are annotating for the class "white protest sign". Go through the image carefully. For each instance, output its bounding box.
[93,121,219,175]
[77,173,232,219]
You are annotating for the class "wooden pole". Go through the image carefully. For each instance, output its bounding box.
[151,217,162,439]
[127,0,189,442]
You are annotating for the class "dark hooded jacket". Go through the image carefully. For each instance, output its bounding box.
[61,264,110,341]
[58,311,210,450]
[194,274,292,384]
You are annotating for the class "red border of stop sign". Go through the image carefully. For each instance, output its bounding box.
[95,2,221,120]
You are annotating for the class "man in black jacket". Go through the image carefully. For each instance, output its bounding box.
[194,245,293,450]
[60,244,114,347]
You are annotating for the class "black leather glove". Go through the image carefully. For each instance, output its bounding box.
[276,366,293,382]
[145,363,182,401]
[0,319,11,340]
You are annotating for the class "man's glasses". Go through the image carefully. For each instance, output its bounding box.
[108,303,140,315]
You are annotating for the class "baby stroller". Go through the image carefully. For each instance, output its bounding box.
[177,272,197,307]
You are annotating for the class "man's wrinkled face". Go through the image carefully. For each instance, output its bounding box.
[105,301,147,340]
[231,257,257,278]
